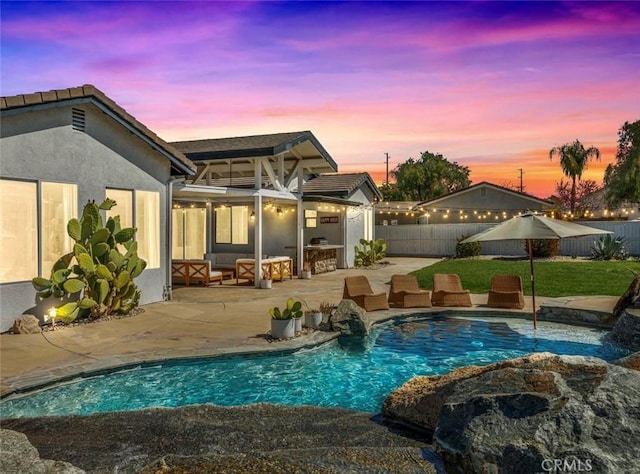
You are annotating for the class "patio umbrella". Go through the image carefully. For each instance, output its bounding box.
[461,213,612,329]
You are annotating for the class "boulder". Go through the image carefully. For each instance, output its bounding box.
[328,299,371,337]
[609,308,640,351]
[611,351,640,371]
[383,352,557,433]
[0,429,84,473]
[433,355,640,474]
[613,276,640,317]
[11,314,41,334]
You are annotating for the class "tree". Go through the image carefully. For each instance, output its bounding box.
[388,151,471,201]
[549,139,600,213]
[604,120,640,206]
[554,178,600,217]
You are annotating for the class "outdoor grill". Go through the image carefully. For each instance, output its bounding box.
[309,237,329,246]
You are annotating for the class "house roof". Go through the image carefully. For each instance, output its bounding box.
[172,130,338,177]
[0,84,196,175]
[415,181,552,210]
[302,172,382,200]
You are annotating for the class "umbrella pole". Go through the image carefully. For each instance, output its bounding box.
[528,239,537,330]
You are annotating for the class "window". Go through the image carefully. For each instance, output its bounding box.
[0,180,38,283]
[0,179,77,283]
[172,208,206,259]
[215,205,248,244]
[106,189,160,269]
[41,182,77,275]
[136,191,160,268]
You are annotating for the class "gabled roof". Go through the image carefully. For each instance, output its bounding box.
[0,84,196,175]
[303,172,383,200]
[415,181,552,209]
[172,130,337,169]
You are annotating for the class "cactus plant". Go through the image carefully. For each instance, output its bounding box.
[354,238,387,267]
[32,199,146,322]
[269,297,303,320]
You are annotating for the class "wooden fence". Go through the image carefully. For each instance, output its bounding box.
[375,221,640,257]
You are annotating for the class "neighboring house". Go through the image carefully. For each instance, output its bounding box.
[375,201,422,226]
[170,135,381,273]
[413,182,553,224]
[579,187,639,220]
[0,85,195,332]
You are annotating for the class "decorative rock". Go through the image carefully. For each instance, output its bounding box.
[609,308,640,351]
[433,355,640,474]
[613,276,640,317]
[383,352,557,433]
[611,351,640,371]
[0,429,85,473]
[329,299,371,337]
[11,314,41,334]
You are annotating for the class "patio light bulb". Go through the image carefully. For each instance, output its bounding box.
[250,211,255,220]
[277,207,283,216]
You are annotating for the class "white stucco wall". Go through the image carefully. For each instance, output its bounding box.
[0,102,171,332]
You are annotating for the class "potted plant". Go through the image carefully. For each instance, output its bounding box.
[319,301,336,327]
[304,306,323,329]
[301,261,312,279]
[269,297,302,339]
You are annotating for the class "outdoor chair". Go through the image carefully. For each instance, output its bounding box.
[431,273,473,307]
[487,274,525,309]
[343,275,390,311]
[388,274,432,308]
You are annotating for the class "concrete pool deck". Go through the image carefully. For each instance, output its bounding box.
[0,257,619,398]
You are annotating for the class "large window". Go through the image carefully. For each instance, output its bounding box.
[0,179,77,283]
[106,189,160,269]
[172,207,206,259]
[41,182,77,275]
[215,205,248,244]
[136,191,160,268]
[0,180,38,283]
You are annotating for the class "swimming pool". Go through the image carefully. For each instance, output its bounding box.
[0,315,631,418]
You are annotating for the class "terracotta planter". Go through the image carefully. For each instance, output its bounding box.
[271,318,295,339]
[304,312,323,329]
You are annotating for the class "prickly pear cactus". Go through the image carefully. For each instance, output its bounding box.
[32,199,146,322]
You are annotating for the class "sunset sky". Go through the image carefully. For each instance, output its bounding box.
[2,1,639,198]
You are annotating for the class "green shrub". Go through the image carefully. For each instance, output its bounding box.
[591,234,629,260]
[354,238,387,267]
[456,235,482,258]
[526,239,559,258]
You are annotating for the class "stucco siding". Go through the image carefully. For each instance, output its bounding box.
[0,104,170,332]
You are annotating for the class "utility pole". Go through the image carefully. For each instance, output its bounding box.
[518,168,524,193]
[385,153,390,185]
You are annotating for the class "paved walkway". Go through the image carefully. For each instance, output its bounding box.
[0,257,618,398]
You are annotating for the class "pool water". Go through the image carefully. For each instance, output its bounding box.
[0,316,631,418]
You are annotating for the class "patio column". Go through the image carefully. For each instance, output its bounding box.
[296,166,304,277]
[254,160,263,288]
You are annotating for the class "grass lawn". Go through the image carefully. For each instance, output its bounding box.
[412,258,640,297]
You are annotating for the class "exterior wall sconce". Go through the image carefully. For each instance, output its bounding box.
[276,207,283,216]
[250,210,255,220]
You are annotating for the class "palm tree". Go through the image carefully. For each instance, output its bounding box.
[549,139,600,213]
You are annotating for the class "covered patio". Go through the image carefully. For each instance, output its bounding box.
[169,131,338,290]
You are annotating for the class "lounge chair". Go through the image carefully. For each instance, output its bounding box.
[431,273,472,307]
[487,274,525,309]
[343,275,390,311]
[388,274,432,308]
